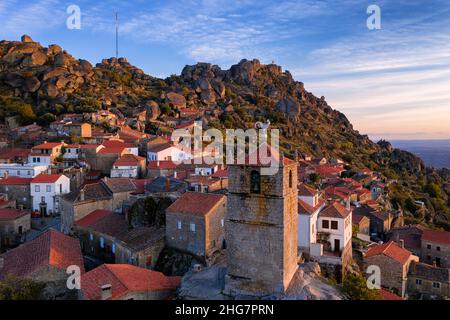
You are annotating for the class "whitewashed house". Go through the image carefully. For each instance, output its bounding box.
[297,184,353,266]
[147,143,192,162]
[0,163,48,178]
[297,184,325,252]
[111,154,146,178]
[28,142,64,165]
[30,173,70,216]
[194,162,219,176]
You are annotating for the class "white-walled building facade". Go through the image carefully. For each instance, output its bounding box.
[30,174,70,216]
[0,163,48,178]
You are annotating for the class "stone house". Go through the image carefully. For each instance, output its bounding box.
[0,208,31,249]
[0,229,84,299]
[59,177,137,233]
[420,228,450,268]
[352,213,370,241]
[364,240,419,297]
[0,177,32,209]
[74,209,164,269]
[407,261,449,299]
[166,192,226,259]
[79,264,181,300]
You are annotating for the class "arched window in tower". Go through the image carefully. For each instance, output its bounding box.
[289,170,293,188]
[250,170,261,194]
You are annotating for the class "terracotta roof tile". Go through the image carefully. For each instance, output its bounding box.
[365,241,413,265]
[31,173,65,184]
[166,192,225,216]
[0,177,33,185]
[80,264,181,300]
[114,154,145,166]
[319,202,351,219]
[421,229,450,246]
[298,183,317,197]
[0,209,29,220]
[0,229,84,279]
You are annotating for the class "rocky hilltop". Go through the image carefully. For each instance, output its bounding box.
[0,35,448,227]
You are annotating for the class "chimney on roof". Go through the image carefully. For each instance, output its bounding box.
[346,197,351,210]
[100,284,112,300]
[165,177,171,192]
[399,239,405,249]
[174,171,177,179]
[80,189,85,201]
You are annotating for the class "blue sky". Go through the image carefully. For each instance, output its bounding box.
[1,0,449,140]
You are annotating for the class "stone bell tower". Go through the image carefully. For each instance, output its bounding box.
[224,148,298,295]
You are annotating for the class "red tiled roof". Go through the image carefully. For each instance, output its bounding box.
[74,209,128,237]
[102,140,135,149]
[380,289,404,300]
[75,209,114,227]
[352,213,369,225]
[131,179,152,194]
[98,147,126,154]
[365,241,413,265]
[0,148,31,159]
[0,229,84,279]
[0,209,28,220]
[148,160,178,170]
[0,177,33,185]
[315,165,344,175]
[166,192,225,216]
[114,154,145,166]
[319,202,351,219]
[31,173,65,184]
[79,144,101,149]
[212,168,228,178]
[32,142,63,149]
[298,183,317,197]
[421,229,450,246]
[80,264,181,300]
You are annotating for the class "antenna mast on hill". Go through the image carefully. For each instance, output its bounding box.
[115,12,119,59]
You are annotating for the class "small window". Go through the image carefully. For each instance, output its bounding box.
[89,233,93,241]
[17,171,20,176]
[436,246,441,251]
[100,237,105,248]
[432,282,441,289]
[190,223,196,232]
[250,170,261,194]
[427,244,431,250]
[427,255,431,261]
[415,279,422,285]
[112,243,116,254]
[322,220,329,229]
[177,221,182,230]
[331,221,338,230]
[46,185,51,192]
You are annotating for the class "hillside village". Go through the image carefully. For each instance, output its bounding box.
[0,36,448,300]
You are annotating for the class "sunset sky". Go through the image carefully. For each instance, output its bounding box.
[1,0,449,140]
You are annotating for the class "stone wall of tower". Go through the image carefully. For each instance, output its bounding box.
[225,161,298,294]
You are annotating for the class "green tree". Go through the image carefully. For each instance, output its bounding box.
[342,273,381,300]
[0,275,46,300]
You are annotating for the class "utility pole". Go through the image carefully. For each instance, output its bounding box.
[115,12,119,59]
